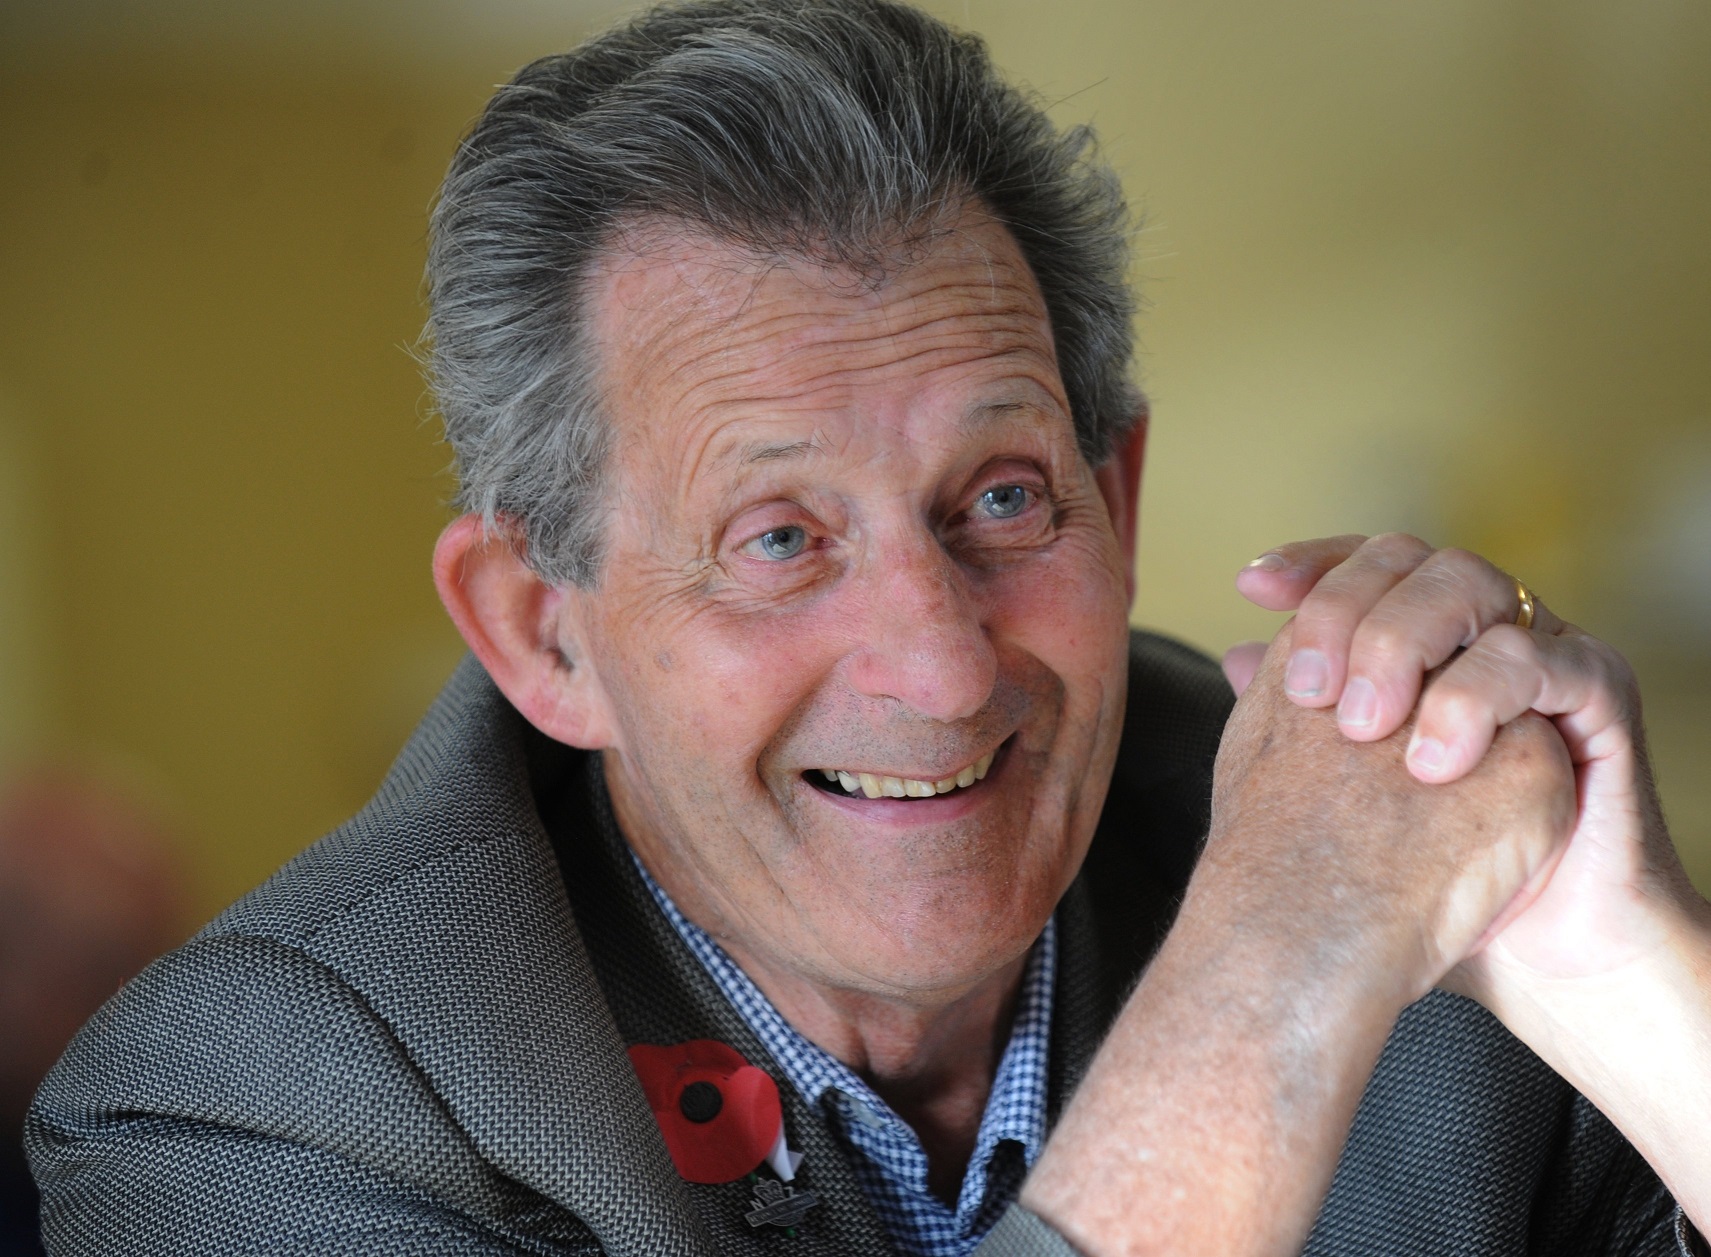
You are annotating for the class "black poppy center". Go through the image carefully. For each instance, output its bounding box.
[679,1080,724,1123]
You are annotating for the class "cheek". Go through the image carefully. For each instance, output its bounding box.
[610,589,848,769]
[985,531,1131,674]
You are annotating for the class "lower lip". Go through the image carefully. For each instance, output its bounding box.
[800,746,1008,825]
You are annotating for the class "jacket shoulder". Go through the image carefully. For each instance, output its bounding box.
[1048,631,1233,1096]
[28,655,612,1252]
[1116,628,1234,796]
[1103,627,1233,889]
[25,933,562,1252]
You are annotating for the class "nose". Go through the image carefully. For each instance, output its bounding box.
[843,532,997,722]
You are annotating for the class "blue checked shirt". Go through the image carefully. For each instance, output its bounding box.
[634,855,1055,1257]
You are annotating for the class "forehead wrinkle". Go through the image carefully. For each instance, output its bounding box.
[683,298,1055,417]
[593,216,1065,513]
[592,245,779,410]
[686,342,1055,485]
[664,300,1055,474]
[699,275,1043,372]
[599,226,1050,396]
[595,206,1048,364]
[675,247,1046,365]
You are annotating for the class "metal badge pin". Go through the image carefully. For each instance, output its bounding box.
[744,1176,820,1231]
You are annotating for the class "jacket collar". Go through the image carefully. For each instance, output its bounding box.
[291,657,719,1256]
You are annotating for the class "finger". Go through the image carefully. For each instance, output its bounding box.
[1405,624,1620,783]
[1335,548,1561,742]
[1280,532,1436,709]
[1234,534,1369,612]
[1221,640,1268,696]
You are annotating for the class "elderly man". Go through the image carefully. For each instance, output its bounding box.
[28,1,1711,1254]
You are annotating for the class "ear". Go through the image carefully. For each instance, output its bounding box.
[1092,410,1148,607]
[432,514,616,749]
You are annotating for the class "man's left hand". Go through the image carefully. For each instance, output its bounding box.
[1228,532,1690,981]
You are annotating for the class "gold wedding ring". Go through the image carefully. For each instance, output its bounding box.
[1510,575,1536,631]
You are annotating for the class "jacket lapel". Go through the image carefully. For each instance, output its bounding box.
[547,756,899,1257]
[297,660,719,1257]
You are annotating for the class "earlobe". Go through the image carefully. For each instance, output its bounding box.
[431,514,616,749]
[1092,412,1148,606]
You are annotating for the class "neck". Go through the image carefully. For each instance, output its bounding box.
[724,937,1029,1205]
[599,754,1046,1202]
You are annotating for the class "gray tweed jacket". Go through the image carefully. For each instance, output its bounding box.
[26,632,1694,1255]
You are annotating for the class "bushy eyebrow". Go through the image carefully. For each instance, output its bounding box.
[740,437,822,465]
[963,399,1030,425]
[958,396,1060,439]
[717,391,1054,472]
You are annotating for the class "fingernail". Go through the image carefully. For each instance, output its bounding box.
[1338,676,1378,727]
[1408,735,1448,774]
[1245,552,1288,572]
[1285,649,1329,698]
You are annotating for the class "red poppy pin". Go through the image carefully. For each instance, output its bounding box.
[627,1039,801,1185]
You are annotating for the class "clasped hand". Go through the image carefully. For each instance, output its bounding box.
[1218,532,1694,1002]
[1024,533,1711,1255]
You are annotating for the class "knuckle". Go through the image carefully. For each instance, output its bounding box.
[1429,547,1493,591]
[1409,558,1471,609]
[1587,635,1637,688]
[1351,616,1415,667]
[1291,586,1353,633]
[1366,531,1435,569]
[1423,679,1486,730]
[1478,622,1539,668]
[1572,635,1643,722]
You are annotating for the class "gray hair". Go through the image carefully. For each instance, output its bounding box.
[426,0,1139,586]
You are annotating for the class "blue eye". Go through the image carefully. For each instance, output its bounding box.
[977,485,1029,519]
[756,525,808,560]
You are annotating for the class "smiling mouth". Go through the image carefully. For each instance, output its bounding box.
[802,746,999,799]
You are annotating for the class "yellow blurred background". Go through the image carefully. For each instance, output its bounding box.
[2,0,1708,923]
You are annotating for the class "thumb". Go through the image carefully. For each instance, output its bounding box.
[1222,640,1268,696]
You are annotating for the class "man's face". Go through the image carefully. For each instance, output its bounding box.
[567,210,1135,1005]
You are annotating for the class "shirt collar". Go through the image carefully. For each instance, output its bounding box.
[629,847,1055,1196]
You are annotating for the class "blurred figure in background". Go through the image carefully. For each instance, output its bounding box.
[0,764,186,1255]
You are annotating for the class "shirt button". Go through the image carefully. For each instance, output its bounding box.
[849,1099,886,1129]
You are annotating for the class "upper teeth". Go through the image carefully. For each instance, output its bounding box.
[817,752,994,799]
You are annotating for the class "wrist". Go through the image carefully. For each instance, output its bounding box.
[1023,859,1417,1256]
[1475,893,1711,1227]
[1186,824,1438,1016]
